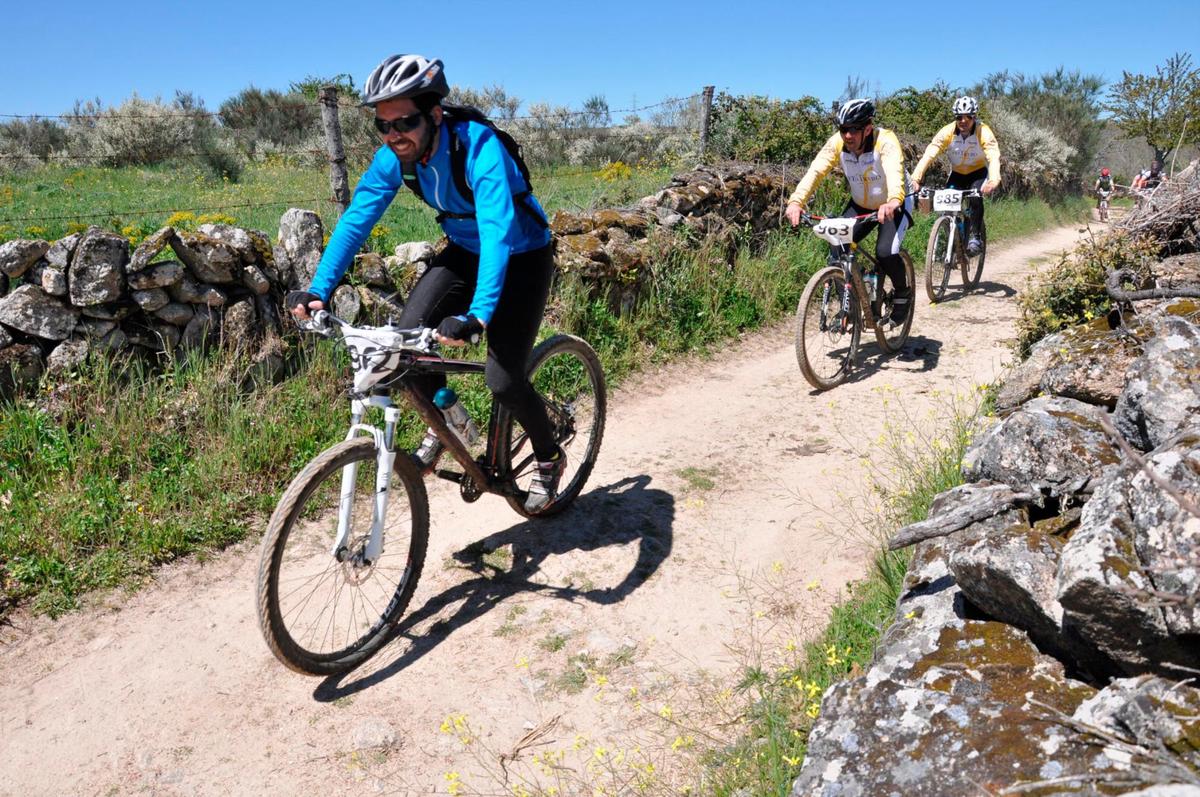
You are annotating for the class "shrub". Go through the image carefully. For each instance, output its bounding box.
[707,92,829,163]
[1015,230,1158,354]
[218,86,319,153]
[0,117,68,171]
[65,95,193,167]
[987,101,1079,199]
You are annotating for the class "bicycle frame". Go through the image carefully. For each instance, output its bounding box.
[309,312,522,565]
[929,188,981,258]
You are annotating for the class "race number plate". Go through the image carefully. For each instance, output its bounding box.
[933,189,963,212]
[813,218,854,246]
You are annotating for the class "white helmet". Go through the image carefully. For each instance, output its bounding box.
[952,96,978,116]
[361,54,449,107]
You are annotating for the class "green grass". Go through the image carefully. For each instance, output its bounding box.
[0,156,1086,618]
[0,159,673,254]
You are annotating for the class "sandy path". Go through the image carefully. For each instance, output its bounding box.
[0,225,1084,796]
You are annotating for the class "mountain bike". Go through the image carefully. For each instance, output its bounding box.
[1096,188,1112,222]
[923,187,986,303]
[793,211,915,391]
[256,312,606,675]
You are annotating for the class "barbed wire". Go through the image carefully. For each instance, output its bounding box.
[334,92,703,121]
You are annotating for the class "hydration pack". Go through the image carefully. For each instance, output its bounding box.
[401,104,547,228]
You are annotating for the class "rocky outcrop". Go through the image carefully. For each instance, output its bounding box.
[796,266,1200,794]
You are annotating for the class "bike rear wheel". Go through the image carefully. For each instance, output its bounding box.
[963,218,987,289]
[501,334,607,518]
[256,437,429,675]
[796,266,859,391]
[924,215,956,303]
[874,251,915,353]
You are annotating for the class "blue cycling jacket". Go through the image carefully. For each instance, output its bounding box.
[308,120,551,324]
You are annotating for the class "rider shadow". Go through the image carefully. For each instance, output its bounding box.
[312,474,674,701]
[802,334,944,394]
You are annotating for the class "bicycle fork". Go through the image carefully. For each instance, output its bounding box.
[333,396,401,565]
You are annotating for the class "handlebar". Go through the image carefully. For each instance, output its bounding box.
[297,310,440,354]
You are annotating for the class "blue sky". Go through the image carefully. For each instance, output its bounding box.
[4,0,1199,118]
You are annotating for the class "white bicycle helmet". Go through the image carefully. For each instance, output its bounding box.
[952,96,979,116]
[835,98,875,128]
[361,54,450,107]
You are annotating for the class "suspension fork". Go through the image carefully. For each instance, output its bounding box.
[332,397,400,564]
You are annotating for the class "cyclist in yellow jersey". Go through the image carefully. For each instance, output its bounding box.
[910,96,1001,256]
[786,98,914,326]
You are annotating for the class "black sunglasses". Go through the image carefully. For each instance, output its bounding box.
[956,114,975,121]
[373,112,425,135]
[839,124,866,134]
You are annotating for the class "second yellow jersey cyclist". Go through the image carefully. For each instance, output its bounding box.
[909,96,1001,256]
[786,98,914,328]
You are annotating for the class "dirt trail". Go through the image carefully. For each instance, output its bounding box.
[0,225,1085,796]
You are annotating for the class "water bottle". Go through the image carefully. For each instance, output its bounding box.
[433,387,479,445]
[864,272,878,302]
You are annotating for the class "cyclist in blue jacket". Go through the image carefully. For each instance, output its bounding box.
[289,53,563,512]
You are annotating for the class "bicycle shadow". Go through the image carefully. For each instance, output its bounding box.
[312,474,674,700]
[802,334,943,394]
[967,279,1017,299]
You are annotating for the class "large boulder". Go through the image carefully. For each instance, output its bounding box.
[0,284,80,340]
[1057,433,1200,678]
[44,233,81,269]
[69,228,128,306]
[127,260,185,291]
[171,232,239,284]
[276,208,324,289]
[0,239,50,278]
[791,615,1106,796]
[1114,316,1200,452]
[996,319,1140,411]
[961,396,1121,506]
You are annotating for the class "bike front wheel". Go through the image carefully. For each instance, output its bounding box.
[924,215,955,303]
[501,334,607,518]
[256,437,429,675]
[874,250,915,353]
[796,266,859,391]
[963,218,987,289]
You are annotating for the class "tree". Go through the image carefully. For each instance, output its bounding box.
[1106,52,1200,162]
[974,68,1105,185]
[446,84,521,120]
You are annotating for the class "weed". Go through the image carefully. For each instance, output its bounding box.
[677,466,718,492]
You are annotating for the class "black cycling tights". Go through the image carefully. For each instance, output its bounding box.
[947,167,987,239]
[397,242,558,461]
[840,198,914,297]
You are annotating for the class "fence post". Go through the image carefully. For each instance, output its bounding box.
[319,85,350,220]
[699,85,715,161]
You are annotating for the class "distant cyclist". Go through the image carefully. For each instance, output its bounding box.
[909,96,1001,257]
[1094,168,1114,220]
[287,53,565,512]
[1131,159,1166,192]
[785,98,913,327]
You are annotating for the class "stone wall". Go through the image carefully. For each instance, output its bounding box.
[0,163,791,398]
[792,255,1200,796]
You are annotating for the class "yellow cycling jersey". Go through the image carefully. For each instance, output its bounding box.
[788,127,906,211]
[912,121,1001,186]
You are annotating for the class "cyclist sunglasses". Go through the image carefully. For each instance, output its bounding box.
[373,112,425,135]
[956,114,975,121]
[839,124,866,134]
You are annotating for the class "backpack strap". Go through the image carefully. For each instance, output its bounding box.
[444,121,548,229]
